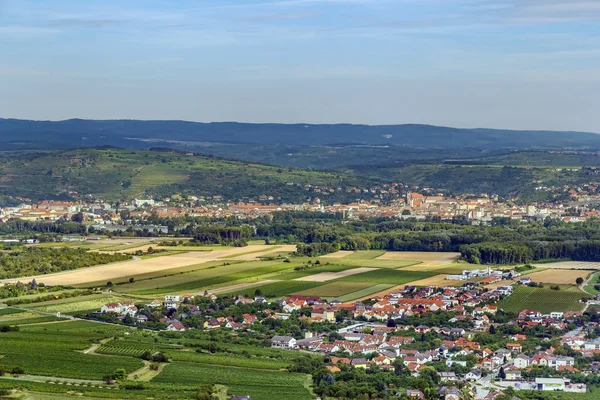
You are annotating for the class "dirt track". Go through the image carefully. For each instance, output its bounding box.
[0,245,291,286]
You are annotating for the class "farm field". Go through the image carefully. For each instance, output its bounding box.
[153,362,312,400]
[338,269,438,285]
[525,269,591,285]
[0,321,143,380]
[27,295,126,314]
[294,281,374,297]
[407,274,465,287]
[376,251,460,264]
[319,250,354,258]
[337,283,395,302]
[220,280,324,297]
[122,260,302,295]
[0,250,468,307]
[342,250,387,259]
[295,267,377,282]
[498,285,590,313]
[1,245,291,286]
[274,264,357,280]
[327,258,420,269]
[531,261,600,270]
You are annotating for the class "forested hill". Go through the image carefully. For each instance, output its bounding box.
[1,118,599,150]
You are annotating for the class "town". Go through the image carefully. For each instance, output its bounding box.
[87,276,598,400]
[3,181,600,226]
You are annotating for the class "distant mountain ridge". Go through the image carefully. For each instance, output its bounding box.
[0,118,599,150]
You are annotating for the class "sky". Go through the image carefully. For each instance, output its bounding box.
[0,0,599,132]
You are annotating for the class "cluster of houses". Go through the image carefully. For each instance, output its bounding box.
[94,283,598,398]
[338,285,503,330]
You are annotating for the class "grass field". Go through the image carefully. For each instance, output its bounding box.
[498,285,590,313]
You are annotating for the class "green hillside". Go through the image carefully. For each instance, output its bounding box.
[0,148,362,202]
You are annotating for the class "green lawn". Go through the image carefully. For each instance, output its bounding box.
[498,285,590,313]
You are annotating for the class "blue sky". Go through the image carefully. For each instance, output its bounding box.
[1,0,599,131]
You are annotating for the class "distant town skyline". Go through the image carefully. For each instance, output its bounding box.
[1,0,599,132]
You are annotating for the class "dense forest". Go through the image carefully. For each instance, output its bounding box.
[0,248,131,279]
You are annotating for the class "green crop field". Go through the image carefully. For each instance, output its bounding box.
[339,269,438,284]
[129,261,302,295]
[0,321,143,379]
[294,281,374,297]
[154,362,311,400]
[273,264,358,280]
[221,280,324,298]
[337,283,395,302]
[117,260,298,295]
[0,307,24,316]
[163,350,289,370]
[498,285,590,313]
